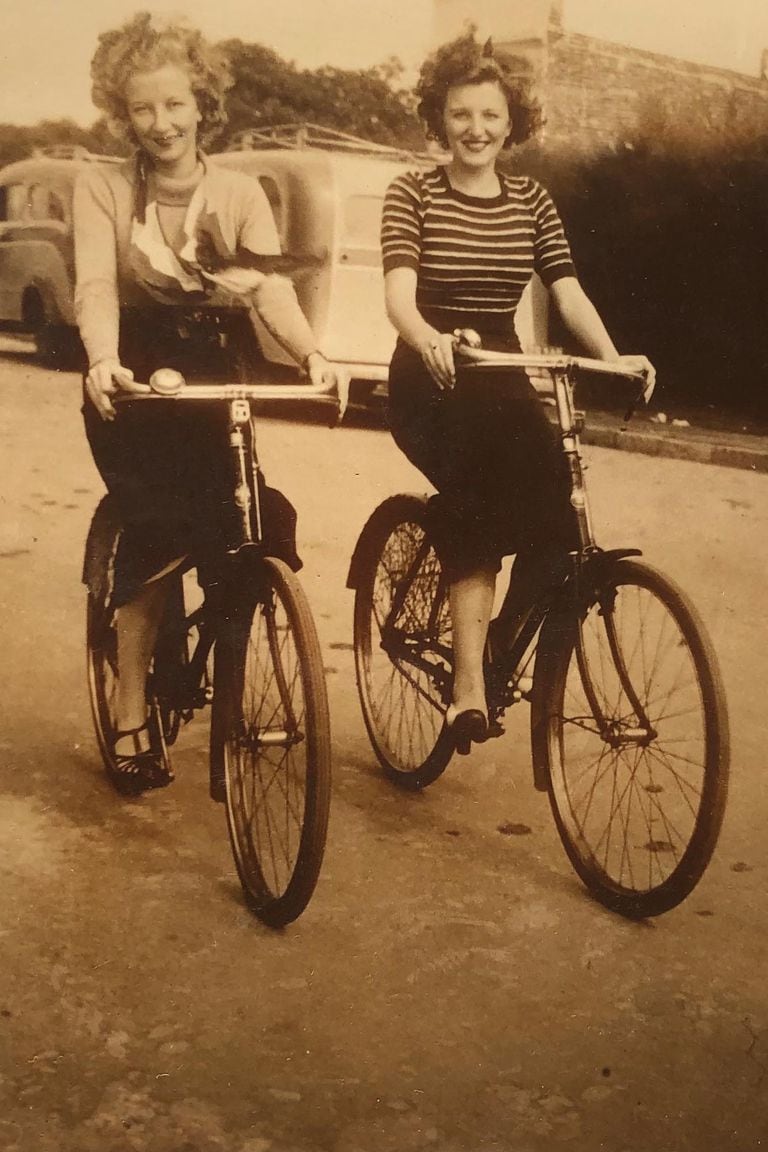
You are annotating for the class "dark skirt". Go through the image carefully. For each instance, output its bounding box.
[387,338,578,580]
[83,307,300,607]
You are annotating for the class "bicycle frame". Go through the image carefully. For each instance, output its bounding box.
[107,371,347,790]
[371,346,652,760]
[459,349,647,555]
[117,374,346,554]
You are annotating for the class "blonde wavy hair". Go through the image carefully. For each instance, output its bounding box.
[90,11,233,145]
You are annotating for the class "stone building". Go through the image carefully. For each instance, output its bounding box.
[434,0,768,151]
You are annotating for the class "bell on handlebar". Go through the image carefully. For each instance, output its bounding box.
[453,328,482,349]
[149,368,186,395]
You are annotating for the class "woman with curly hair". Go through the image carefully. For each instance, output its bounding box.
[76,12,343,793]
[381,31,653,752]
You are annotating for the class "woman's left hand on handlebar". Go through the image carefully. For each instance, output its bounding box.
[616,354,656,404]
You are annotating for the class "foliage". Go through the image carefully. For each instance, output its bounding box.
[0,120,121,168]
[0,43,421,169]
[4,34,767,423]
[514,138,768,421]
[210,40,421,150]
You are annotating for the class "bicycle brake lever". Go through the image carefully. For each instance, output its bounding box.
[622,380,649,426]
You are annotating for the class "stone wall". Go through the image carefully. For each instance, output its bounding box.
[533,31,768,151]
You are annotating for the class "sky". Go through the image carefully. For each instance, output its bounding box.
[2,0,768,127]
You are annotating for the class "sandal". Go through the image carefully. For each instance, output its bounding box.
[111,723,174,795]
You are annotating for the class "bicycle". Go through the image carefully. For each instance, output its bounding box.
[348,336,729,918]
[84,369,346,927]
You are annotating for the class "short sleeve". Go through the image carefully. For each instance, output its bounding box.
[530,180,575,287]
[381,171,423,274]
[238,177,281,257]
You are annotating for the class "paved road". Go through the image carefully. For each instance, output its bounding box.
[1,351,767,1152]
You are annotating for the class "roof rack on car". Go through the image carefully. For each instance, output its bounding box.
[31,145,122,163]
[222,122,436,163]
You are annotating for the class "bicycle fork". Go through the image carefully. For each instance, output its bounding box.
[552,371,655,747]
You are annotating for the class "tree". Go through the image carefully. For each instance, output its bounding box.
[214,40,422,150]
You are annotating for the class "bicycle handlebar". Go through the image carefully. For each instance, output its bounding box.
[114,368,349,421]
[454,337,653,423]
[456,345,649,384]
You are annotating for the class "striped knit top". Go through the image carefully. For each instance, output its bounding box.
[381,166,575,336]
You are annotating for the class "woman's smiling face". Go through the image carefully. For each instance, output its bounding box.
[442,80,511,170]
[125,62,201,176]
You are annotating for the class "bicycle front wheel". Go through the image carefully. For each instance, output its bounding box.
[215,557,331,927]
[352,494,454,790]
[543,558,728,918]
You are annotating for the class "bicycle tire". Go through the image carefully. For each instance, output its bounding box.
[214,557,331,927]
[86,588,120,782]
[542,557,729,918]
[352,494,455,790]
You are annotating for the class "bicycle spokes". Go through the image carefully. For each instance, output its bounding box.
[353,500,456,788]
[548,562,726,914]
[227,597,309,898]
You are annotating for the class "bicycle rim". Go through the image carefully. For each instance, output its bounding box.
[546,558,729,917]
[354,498,454,789]
[220,558,331,926]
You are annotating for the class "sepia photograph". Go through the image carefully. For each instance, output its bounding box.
[0,1,766,1149]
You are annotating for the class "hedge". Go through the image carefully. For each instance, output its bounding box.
[512,142,768,422]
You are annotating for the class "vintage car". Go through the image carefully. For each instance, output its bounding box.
[0,130,545,387]
[0,146,113,364]
[211,124,432,402]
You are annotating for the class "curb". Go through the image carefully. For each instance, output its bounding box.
[572,421,768,474]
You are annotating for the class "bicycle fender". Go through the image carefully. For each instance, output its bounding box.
[346,492,430,590]
[529,548,642,792]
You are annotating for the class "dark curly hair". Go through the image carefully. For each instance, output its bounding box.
[416,29,542,149]
[90,11,233,145]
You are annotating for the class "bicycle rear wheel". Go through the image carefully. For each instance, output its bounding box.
[543,557,729,918]
[215,557,331,927]
[86,589,120,781]
[352,494,454,789]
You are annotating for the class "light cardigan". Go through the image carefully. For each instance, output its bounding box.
[73,156,314,369]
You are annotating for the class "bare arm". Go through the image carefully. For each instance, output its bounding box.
[549,276,619,359]
[73,169,149,420]
[550,276,655,394]
[384,266,455,390]
[250,274,319,367]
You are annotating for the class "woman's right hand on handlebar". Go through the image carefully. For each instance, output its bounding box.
[417,329,456,392]
[86,359,150,421]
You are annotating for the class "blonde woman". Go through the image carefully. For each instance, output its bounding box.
[77,12,342,792]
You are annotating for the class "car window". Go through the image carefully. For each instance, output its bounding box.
[26,183,67,223]
[258,176,284,236]
[0,183,27,221]
[342,194,384,254]
[47,190,67,223]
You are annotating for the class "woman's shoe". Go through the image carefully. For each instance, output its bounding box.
[111,723,173,795]
[446,705,489,756]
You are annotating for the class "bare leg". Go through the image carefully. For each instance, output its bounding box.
[449,565,496,717]
[114,576,173,740]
